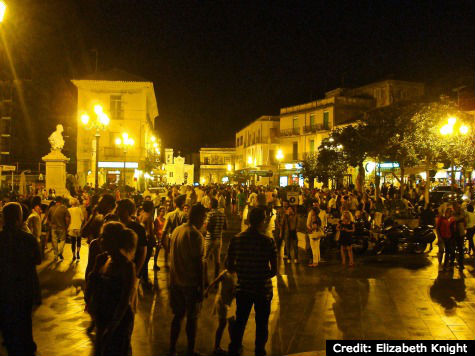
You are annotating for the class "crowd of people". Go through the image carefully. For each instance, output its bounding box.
[0,181,474,356]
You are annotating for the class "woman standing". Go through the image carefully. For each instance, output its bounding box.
[307,206,323,267]
[338,211,355,267]
[87,226,137,356]
[436,207,455,271]
[153,206,166,271]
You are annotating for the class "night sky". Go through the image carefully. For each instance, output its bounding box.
[4,0,475,154]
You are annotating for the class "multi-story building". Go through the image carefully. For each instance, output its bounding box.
[72,69,159,187]
[199,147,235,184]
[235,115,280,185]
[275,79,425,186]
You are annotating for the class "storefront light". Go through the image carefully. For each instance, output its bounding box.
[284,163,293,170]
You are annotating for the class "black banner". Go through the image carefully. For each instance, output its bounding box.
[326,340,474,355]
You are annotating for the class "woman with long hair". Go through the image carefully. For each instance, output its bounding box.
[338,211,355,267]
[307,206,323,267]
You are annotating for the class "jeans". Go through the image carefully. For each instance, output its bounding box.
[438,237,454,266]
[69,229,81,256]
[467,227,475,254]
[51,228,66,257]
[229,292,272,356]
[453,231,465,268]
[284,230,298,260]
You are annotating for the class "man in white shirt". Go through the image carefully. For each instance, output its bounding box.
[68,198,84,261]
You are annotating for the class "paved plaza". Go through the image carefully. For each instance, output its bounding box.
[1,221,474,356]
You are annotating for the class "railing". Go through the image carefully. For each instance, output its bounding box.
[279,128,300,136]
[303,124,328,133]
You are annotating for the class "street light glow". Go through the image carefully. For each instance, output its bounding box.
[247,156,252,164]
[127,138,135,146]
[227,164,232,172]
[448,117,457,126]
[80,113,90,125]
[459,125,469,135]
[0,1,7,23]
[439,124,453,135]
[151,135,156,142]
[276,149,284,161]
[93,104,103,115]
[98,113,110,126]
[115,138,122,145]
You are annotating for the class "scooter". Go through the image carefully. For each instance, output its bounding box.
[374,220,436,255]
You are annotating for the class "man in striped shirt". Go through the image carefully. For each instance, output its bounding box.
[204,198,227,280]
[227,207,277,356]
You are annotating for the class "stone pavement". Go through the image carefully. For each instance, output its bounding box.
[1,216,474,356]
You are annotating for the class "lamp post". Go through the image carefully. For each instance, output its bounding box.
[276,149,284,187]
[439,116,469,197]
[81,105,110,189]
[115,133,135,187]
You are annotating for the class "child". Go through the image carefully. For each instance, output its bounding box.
[205,268,236,356]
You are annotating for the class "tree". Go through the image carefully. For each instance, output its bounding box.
[313,138,348,188]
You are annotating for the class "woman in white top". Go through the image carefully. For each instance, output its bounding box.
[68,198,85,261]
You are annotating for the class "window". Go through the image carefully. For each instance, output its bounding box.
[169,172,174,177]
[204,156,209,164]
[309,139,315,153]
[292,116,299,129]
[292,142,298,161]
[310,113,315,128]
[323,111,329,129]
[110,95,123,120]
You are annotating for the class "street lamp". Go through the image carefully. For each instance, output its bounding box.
[0,1,6,23]
[276,149,284,186]
[80,104,110,189]
[439,116,469,194]
[115,133,135,187]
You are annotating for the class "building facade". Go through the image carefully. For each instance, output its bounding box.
[235,115,280,185]
[72,69,159,187]
[164,148,194,185]
[199,147,235,184]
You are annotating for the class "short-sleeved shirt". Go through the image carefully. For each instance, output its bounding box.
[169,223,204,287]
[205,209,226,240]
[48,204,71,229]
[227,228,277,300]
[68,206,84,231]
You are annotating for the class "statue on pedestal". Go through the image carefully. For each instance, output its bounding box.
[48,124,65,151]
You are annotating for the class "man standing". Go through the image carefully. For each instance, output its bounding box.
[0,202,41,356]
[117,199,148,278]
[27,196,43,259]
[47,197,70,261]
[205,198,227,281]
[227,208,277,356]
[162,195,188,266]
[169,204,208,356]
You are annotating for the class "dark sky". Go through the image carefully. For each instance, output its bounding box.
[5,0,475,153]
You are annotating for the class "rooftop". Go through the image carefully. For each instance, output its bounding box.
[76,68,148,82]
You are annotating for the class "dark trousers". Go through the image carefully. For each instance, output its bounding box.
[284,230,298,259]
[71,235,81,256]
[453,232,465,268]
[0,303,36,356]
[439,237,454,266]
[229,292,271,356]
[467,227,475,254]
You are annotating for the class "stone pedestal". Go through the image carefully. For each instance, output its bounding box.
[42,150,70,197]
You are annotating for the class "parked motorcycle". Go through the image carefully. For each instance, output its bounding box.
[373,220,436,255]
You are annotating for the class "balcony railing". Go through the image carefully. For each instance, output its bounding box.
[280,128,300,136]
[303,124,328,133]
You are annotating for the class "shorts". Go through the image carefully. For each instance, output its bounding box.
[339,234,353,247]
[169,284,202,318]
[204,239,222,264]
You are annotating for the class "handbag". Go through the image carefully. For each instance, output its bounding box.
[309,227,324,240]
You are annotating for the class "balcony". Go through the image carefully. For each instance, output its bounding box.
[303,124,328,133]
[280,128,300,137]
